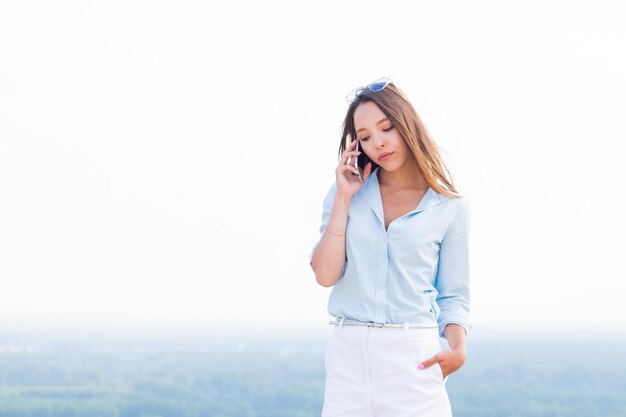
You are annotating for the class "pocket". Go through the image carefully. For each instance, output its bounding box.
[434,361,445,382]
[426,337,445,383]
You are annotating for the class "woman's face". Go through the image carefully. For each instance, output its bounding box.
[353,101,411,171]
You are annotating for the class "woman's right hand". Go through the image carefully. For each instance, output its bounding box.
[336,139,373,197]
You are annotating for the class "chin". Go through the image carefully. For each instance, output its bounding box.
[380,160,402,170]
[381,157,410,172]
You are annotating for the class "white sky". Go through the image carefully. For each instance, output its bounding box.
[1,1,625,335]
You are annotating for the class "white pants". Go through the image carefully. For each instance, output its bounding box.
[322,323,453,417]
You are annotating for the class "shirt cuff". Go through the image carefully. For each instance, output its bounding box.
[437,316,472,338]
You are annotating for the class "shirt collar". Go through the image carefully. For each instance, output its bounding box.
[360,166,448,225]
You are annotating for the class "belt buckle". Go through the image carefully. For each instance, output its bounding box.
[370,322,385,328]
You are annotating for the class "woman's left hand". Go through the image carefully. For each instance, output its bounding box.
[418,348,466,379]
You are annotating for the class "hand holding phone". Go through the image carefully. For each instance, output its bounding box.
[336,139,372,197]
[351,141,363,182]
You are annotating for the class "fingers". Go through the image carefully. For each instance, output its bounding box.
[340,150,361,166]
[339,139,362,166]
[417,354,440,370]
[344,139,359,158]
[337,164,360,177]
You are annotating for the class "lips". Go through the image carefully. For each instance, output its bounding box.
[378,152,393,161]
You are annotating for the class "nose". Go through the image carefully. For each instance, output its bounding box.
[372,134,386,149]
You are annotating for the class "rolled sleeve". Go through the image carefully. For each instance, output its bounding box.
[435,197,472,338]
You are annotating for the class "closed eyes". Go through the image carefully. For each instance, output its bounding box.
[358,126,394,142]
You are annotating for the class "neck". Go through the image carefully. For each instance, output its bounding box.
[377,160,428,190]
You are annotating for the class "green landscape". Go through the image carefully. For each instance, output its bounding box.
[0,324,624,417]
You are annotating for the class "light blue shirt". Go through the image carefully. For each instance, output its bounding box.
[310,166,472,338]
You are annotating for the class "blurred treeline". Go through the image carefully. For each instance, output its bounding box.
[0,330,624,417]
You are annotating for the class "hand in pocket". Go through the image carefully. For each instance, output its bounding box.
[417,348,466,381]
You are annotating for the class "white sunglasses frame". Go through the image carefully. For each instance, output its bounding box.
[345,77,393,103]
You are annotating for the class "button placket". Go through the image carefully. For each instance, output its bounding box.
[374,227,388,323]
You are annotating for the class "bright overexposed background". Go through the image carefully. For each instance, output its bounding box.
[1,0,624,336]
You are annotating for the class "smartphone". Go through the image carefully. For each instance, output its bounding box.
[354,140,373,170]
[351,141,363,182]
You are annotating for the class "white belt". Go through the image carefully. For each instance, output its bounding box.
[329,319,438,329]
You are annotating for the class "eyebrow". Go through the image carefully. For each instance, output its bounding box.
[356,118,389,134]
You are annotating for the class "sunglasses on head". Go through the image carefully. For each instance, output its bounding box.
[345,77,393,104]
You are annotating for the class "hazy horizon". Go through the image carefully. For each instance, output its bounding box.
[1,326,624,417]
[1,318,622,344]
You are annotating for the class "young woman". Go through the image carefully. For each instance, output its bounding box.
[309,78,471,417]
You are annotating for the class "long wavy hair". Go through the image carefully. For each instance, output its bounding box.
[339,82,462,198]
